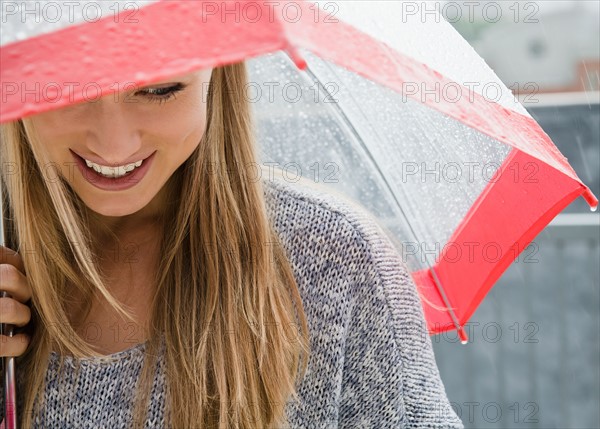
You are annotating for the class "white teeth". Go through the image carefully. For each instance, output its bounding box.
[84,158,144,178]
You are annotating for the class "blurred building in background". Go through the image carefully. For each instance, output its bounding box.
[473,1,598,94]
[434,2,600,428]
[442,0,600,94]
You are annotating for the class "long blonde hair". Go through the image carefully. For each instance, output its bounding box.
[0,61,310,428]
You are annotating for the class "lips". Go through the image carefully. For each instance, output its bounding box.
[71,150,156,192]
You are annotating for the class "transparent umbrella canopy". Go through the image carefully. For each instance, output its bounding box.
[1,0,597,340]
[248,49,513,269]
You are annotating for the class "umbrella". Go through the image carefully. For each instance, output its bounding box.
[1,2,597,422]
[2,0,597,336]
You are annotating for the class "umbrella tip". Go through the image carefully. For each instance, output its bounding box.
[285,44,307,70]
[582,188,598,211]
[295,58,308,70]
[458,326,469,344]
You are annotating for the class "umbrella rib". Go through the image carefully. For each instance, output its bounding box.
[299,58,465,338]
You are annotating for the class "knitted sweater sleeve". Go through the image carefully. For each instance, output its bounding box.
[336,213,463,428]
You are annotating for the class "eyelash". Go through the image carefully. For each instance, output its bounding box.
[138,83,186,104]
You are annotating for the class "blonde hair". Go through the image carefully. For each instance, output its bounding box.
[0,62,310,428]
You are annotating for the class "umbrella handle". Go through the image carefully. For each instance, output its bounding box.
[1,291,18,429]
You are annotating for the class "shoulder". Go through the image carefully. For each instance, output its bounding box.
[260,174,464,427]
[261,171,401,263]
[260,172,418,353]
[261,172,405,280]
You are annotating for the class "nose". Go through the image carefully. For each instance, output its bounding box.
[85,97,143,164]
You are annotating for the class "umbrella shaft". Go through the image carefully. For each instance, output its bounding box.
[3,356,17,429]
[1,290,18,429]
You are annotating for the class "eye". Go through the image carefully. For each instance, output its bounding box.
[137,83,186,104]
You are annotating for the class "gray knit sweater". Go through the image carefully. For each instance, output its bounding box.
[2,176,463,428]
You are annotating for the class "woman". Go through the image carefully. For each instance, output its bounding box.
[0,62,463,428]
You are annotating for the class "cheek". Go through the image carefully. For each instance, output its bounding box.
[149,99,208,149]
[25,115,68,160]
[30,103,90,136]
[27,107,95,158]
[27,112,64,143]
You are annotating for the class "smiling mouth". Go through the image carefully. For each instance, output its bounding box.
[70,149,157,191]
[83,159,143,179]
[71,150,153,179]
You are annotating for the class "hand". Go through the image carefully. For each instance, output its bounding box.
[0,245,32,358]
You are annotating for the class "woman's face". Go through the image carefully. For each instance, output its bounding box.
[27,69,213,223]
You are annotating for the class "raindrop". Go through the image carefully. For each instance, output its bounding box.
[23,64,35,74]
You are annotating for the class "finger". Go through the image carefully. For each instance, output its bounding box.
[0,245,25,274]
[0,263,32,304]
[0,333,30,357]
[0,297,31,327]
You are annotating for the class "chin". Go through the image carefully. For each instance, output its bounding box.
[88,205,143,218]
[83,196,149,218]
[93,207,141,217]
